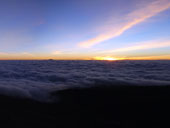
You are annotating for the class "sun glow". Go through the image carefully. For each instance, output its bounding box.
[93,56,120,61]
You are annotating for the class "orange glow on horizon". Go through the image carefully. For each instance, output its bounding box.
[93,56,123,61]
[0,52,170,60]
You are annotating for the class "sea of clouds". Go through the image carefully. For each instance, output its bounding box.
[0,60,169,101]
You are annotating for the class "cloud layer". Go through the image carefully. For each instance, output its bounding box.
[0,60,169,101]
[78,0,170,48]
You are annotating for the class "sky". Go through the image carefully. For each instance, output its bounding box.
[0,0,170,60]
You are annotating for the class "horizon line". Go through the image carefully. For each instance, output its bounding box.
[0,59,170,61]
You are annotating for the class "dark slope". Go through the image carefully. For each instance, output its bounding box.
[0,85,170,128]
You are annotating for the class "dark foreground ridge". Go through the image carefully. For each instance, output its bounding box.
[0,85,170,128]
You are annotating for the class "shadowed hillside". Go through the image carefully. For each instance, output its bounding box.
[0,85,170,128]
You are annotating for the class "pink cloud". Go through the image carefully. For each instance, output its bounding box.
[78,0,170,48]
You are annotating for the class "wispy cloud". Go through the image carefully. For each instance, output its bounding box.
[51,51,62,55]
[127,54,170,60]
[100,40,170,54]
[0,52,9,55]
[78,0,170,48]
[112,40,170,53]
[0,52,35,60]
[21,52,34,56]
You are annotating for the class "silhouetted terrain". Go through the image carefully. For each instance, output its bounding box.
[0,85,170,128]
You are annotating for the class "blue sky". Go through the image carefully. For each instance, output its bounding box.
[0,0,170,60]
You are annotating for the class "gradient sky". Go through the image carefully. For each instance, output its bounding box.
[0,0,170,60]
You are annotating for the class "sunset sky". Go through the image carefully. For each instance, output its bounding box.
[0,0,170,60]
